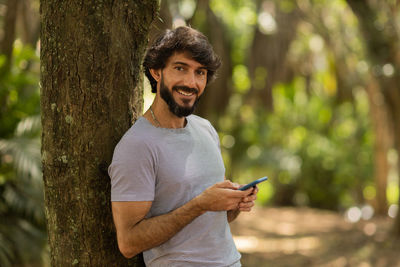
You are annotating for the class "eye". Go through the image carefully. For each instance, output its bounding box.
[196,69,207,76]
[175,66,184,71]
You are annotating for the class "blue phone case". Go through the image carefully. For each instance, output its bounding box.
[239,177,268,191]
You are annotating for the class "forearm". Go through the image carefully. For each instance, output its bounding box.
[227,209,240,223]
[120,198,206,257]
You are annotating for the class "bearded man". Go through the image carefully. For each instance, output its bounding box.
[108,26,259,267]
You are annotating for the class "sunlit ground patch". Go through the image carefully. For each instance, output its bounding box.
[233,235,320,254]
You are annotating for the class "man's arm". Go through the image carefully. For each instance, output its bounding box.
[112,199,204,258]
[227,209,241,223]
[112,180,252,258]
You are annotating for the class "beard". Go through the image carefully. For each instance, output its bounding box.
[160,76,201,118]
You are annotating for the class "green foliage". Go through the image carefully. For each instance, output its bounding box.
[208,0,380,211]
[221,76,373,210]
[210,0,256,65]
[0,42,46,267]
[0,41,40,138]
[273,81,372,209]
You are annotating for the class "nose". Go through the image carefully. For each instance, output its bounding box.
[183,72,197,89]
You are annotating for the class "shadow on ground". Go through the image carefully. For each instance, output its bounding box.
[230,207,400,267]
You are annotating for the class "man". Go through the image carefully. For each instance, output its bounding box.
[108,26,258,266]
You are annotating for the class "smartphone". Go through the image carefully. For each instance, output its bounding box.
[239,176,268,191]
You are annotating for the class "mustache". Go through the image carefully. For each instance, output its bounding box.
[173,86,198,94]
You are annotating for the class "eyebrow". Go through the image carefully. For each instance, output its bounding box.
[173,61,207,70]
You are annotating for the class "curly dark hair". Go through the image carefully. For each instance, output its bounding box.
[143,26,221,93]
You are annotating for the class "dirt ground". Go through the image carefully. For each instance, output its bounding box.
[230,206,400,267]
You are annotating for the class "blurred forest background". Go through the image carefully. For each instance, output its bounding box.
[0,0,399,266]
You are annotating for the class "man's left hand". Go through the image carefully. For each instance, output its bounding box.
[237,185,258,212]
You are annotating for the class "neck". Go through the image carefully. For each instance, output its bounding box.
[145,97,187,129]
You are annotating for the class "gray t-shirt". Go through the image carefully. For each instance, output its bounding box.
[109,115,241,267]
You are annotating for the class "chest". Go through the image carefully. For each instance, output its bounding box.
[150,129,225,215]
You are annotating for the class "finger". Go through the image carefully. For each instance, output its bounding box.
[249,194,258,201]
[239,201,254,209]
[217,181,250,195]
[228,189,251,198]
[232,182,240,189]
[248,186,258,195]
[242,194,257,202]
[238,205,253,212]
[241,187,254,195]
[243,187,258,199]
[239,208,252,212]
[216,180,240,190]
[216,180,239,189]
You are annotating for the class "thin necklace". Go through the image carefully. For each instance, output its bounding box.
[150,106,161,127]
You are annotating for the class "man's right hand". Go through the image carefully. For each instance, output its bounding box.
[194,180,253,212]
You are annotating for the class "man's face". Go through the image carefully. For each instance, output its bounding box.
[158,52,208,117]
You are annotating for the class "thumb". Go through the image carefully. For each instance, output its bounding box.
[217,180,240,190]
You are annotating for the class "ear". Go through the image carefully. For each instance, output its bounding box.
[149,69,161,82]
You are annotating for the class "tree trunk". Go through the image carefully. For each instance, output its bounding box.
[0,0,19,73]
[148,0,173,44]
[365,75,392,215]
[306,6,392,215]
[246,0,300,110]
[191,0,233,126]
[19,0,40,47]
[302,6,355,103]
[0,0,20,120]
[40,1,157,266]
[346,0,400,236]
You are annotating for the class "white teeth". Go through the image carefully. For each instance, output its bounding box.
[177,90,193,96]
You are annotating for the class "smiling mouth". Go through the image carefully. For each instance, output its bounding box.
[174,86,198,97]
[177,89,194,96]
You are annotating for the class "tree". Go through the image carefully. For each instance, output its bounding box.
[302,0,391,215]
[346,0,400,236]
[19,0,40,47]
[40,1,157,265]
[1,0,19,74]
[148,0,173,43]
[246,0,300,110]
[191,0,233,125]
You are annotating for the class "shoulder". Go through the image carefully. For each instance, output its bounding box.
[188,114,214,130]
[188,115,220,145]
[113,117,157,157]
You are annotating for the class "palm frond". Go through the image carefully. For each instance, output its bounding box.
[14,115,41,137]
[0,114,45,266]
[0,115,41,180]
[0,217,46,266]
[3,180,45,226]
[0,232,13,267]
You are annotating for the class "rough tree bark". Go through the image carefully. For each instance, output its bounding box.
[346,0,400,236]
[40,1,157,266]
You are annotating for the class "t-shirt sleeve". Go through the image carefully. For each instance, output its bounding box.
[108,136,156,202]
[206,120,221,150]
